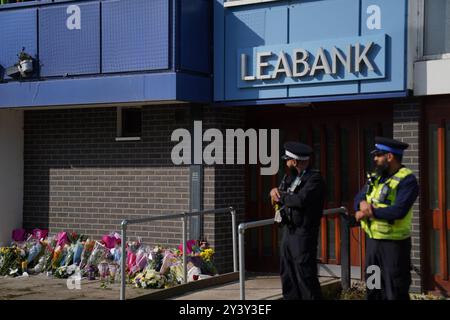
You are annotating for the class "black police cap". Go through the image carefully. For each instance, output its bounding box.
[371,136,409,155]
[281,141,313,160]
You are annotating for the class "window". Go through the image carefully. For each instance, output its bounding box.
[423,0,450,56]
[116,107,142,141]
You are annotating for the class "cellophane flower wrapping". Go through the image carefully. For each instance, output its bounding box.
[148,246,163,272]
[79,239,95,269]
[72,241,84,265]
[85,241,108,270]
[159,250,180,275]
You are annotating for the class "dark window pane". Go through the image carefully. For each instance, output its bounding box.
[382,121,393,138]
[122,108,142,137]
[327,218,336,260]
[424,0,450,56]
[299,127,308,144]
[313,127,321,170]
[250,165,257,203]
[250,228,258,253]
[364,128,375,173]
[429,124,439,210]
[263,174,271,204]
[340,127,350,202]
[278,130,286,183]
[326,127,335,202]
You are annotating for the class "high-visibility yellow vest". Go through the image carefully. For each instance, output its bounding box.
[361,167,413,240]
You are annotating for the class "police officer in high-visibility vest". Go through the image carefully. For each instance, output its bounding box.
[354,137,419,300]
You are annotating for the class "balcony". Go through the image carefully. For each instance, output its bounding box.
[0,0,212,108]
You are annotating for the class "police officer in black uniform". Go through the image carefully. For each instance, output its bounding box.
[270,142,326,300]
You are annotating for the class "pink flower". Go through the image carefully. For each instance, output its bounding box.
[32,229,48,240]
[56,231,69,247]
[178,240,197,254]
[12,229,26,242]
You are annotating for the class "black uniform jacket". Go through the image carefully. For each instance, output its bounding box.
[279,168,326,237]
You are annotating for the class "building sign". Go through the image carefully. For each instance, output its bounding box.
[238,35,386,88]
[215,0,407,102]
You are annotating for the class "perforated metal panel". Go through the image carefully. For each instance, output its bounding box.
[0,8,37,80]
[180,0,211,74]
[102,0,170,73]
[39,2,100,77]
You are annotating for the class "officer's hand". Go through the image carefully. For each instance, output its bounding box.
[355,211,366,222]
[270,188,281,202]
[359,201,371,212]
[360,201,374,218]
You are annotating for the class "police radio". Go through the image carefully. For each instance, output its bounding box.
[274,171,305,225]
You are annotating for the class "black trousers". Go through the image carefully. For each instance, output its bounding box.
[280,227,322,300]
[365,237,412,300]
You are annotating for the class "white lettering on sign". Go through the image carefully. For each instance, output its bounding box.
[66,5,81,30]
[241,42,376,81]
[367,5,381,30]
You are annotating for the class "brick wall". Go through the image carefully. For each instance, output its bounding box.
[23,105,191,247]
[202,106,247,273]
[393,100,423,293]
[23,104,247,274]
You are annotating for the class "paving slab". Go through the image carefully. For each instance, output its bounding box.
[0,273,340,300]
[171,275,339,300]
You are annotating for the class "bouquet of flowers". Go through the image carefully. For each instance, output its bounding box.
[11,229,27,243]
[132,268,167,289]
[63,243,76,267]
[129,247,149,276]
[56,232,69,247]
[148,246,164,272]
[0,247,22,276]
[26,241,44,268]
[126,239,141,274]
[79,239,95,269]
[178,239,198,255]
[31,241,54,274]
[51,246,65,270]
[67,232,88,244]
[72,241,84,265]
[199,248,217,275]
[85,241,109,269]
[169,262,184,284]
[54,264,78,279]
[101,232,121,249]
[159,250,180,275]
[31,229,48,241]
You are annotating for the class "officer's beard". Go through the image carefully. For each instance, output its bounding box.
[289,166,299,177]
[374,162,389,176]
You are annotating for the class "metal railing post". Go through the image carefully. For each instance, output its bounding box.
[230,207,238,272]
[117,207,241,299]
[238,224,246,300]
[120,220,128,301]
[182,214,188,284]
[339,207,351,291]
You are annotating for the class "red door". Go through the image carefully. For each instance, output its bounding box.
[244,102,393,275]
[424,97,450,295]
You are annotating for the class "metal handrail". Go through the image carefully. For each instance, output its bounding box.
[237,206,349,300]
[120,207,238,300]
